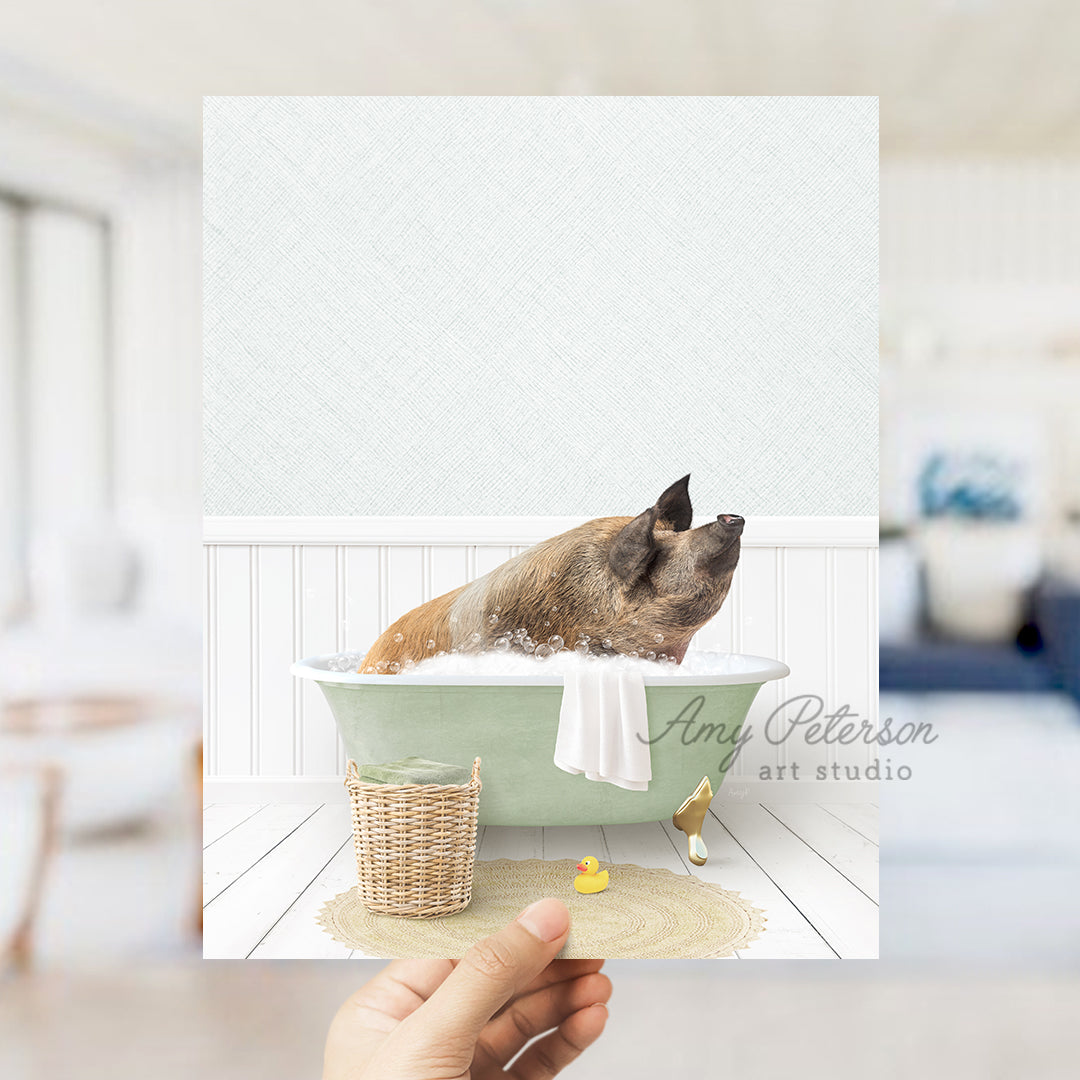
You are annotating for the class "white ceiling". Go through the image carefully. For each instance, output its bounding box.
[0,0,1079,157]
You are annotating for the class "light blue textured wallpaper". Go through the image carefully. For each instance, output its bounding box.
[204,96,877,517]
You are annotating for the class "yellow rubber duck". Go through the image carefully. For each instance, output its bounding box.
[574,856,609,894]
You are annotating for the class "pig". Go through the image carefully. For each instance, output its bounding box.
[359,475,743,673]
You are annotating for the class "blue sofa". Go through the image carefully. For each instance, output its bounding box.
[880,577,1080,700]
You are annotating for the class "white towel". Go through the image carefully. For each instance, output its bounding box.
[553,666,652,791]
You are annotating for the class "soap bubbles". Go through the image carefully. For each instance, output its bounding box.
[339,643,746,679]
[342,610,689,676]
[405,647,747,679]
[327,651,364,672]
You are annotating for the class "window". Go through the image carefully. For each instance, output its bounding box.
[0,194,111,623]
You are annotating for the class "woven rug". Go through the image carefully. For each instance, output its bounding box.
[317,859,766,959]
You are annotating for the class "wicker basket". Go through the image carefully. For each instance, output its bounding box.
[344,757,482,918]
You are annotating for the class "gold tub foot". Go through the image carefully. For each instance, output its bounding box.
[672,775,714,866]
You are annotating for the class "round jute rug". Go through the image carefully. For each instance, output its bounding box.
[317,859,766,959]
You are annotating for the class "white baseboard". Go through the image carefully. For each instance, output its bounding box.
[204,777,350,805]
[203,776,878,807]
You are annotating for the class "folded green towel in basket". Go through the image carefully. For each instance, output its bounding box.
[358,756,472,786]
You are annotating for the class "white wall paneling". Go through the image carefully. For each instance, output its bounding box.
[204,516,878,803]
[882,160,1080,294]
[881,160,1080,360]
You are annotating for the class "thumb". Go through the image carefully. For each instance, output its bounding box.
[398,899,570,1061]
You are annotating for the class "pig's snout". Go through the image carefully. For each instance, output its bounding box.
[716,514,744,534]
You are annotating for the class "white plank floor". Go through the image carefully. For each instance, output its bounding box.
[203,802,878,960]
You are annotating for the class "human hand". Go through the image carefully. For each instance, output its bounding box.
[324,898,610,1079]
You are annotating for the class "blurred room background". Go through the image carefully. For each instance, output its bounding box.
[0,36,203,975]
[3,1,1080,1077]
[879,163,1080,963]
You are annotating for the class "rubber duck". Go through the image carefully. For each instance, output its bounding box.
[574,856,609,894]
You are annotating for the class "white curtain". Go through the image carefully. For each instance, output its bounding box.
[0,196,110,624]
[0,200,20,622]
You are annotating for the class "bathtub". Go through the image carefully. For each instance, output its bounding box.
[291,652,789,826]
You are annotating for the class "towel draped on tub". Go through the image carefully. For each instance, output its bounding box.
[553,666,652,791]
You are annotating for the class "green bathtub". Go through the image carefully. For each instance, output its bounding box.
[291,653,788,826]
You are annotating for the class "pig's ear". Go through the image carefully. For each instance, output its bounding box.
[655,474,693,532]
[609,506,659,586]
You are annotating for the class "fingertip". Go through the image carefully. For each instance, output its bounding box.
[570,969,612,1005]
[589,971,614,1005]
[515,897,570,943]
[584,1002,609,1028]
[567,1001,609,1045]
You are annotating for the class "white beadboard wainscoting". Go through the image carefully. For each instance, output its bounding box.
[203,516,878,804]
